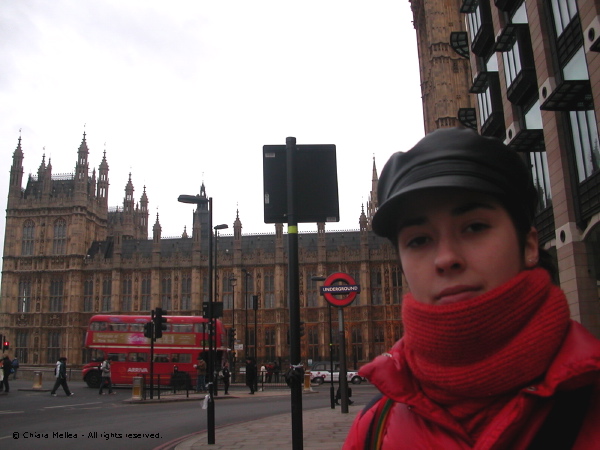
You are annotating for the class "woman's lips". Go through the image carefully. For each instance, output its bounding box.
[434,286,480,304]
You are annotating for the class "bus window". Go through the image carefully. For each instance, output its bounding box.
[110,323,129,332]
[90,322,108,331]
[177,354,192,363]
[129,324,144,332]
[194,323,206,333]
[108,353,127,362]
[154,354,169,363]
[128,352,148,362]
[171,324,193,333]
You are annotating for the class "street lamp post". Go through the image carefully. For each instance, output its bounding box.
[178,193,216,445]
[312,275,335,409]
[229,277,237,382]
[213,223,228,397]
[242,269,251,360]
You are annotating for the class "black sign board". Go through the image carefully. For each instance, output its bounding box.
[263,144,339,223]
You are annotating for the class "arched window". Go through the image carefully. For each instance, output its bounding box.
[22,220,35,256]
[52,219,67,255]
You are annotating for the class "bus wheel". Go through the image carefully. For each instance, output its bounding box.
[85,371,102,388]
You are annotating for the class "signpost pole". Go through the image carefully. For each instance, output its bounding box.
[286,136,303,450]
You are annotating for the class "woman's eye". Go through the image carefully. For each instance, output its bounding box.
[465,222,490,233]
[406,236,429,248]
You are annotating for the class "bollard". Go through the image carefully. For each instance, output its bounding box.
[132,376,143,400]
[303,371,313,392]
[32,371,43,390]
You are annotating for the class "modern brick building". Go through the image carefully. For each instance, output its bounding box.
[410,0,600,336]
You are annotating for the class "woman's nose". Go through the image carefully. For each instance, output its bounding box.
[434,238,465,274]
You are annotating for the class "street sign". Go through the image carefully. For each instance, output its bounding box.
[320,272,360,307]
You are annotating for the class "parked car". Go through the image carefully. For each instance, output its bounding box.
[309,361,365,385]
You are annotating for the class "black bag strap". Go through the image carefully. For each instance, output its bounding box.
[527,385,593,450]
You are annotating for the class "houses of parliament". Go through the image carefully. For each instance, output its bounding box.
[5,0,600,370]
[0,133,402,368]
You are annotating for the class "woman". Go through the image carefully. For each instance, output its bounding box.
[344,128,600,449]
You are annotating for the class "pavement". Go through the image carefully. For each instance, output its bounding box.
[154,388,361,450]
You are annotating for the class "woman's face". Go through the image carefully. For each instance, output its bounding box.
[395,189,538,305]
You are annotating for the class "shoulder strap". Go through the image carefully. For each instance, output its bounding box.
[364,395,396,450]
[527,385,593,450]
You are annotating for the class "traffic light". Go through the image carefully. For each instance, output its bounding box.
[143,322,153,339]
[228,328,236,347]
[299,321,305,338]
[2,341,9,351]
[153,308,168,339]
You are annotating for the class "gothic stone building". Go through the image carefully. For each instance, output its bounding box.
[0,134,403,369]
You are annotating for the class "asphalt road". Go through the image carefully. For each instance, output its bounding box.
[0,378,377,450]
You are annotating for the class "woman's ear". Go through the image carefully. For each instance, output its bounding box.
[524,226,539,268]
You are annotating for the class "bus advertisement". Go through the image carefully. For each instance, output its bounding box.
[82,314,227,388]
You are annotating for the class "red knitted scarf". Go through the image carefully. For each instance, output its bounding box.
[402,268,570,437]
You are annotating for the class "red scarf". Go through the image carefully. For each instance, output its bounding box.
[402,268,570,438]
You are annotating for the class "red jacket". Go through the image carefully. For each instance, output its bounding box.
[344,321,600,449]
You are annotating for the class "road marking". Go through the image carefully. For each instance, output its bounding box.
[0,410,24,414]
[44,402,102,409]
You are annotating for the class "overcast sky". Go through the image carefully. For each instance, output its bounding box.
[0,0,424,256]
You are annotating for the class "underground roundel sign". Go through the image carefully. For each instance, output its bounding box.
[320,272,361,307]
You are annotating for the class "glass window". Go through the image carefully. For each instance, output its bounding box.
[570,110,600,181]
[141,274,151,311]
[83,278,94,312]
[161,276,172,310]
[370,269,382,305]
[550,0,578,36]
[263,272,275,309]
[52,219,67,255]
[47,331,60,363]
[16,332,28,364]
[18,279,32,312]
[121,276,132,312]
[563,48,589,81]
[22,221,35,256]
[524,100,543,129]
[102,277,111,311]
[181,274,192,311]
[529,151,553,209]
[49,279,63,312]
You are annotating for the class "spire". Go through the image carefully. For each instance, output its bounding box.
[182,225,189,238]
[234,207,242,240]
[359,203,368,231]
[153,212,162,243]
[367,155,379,227]
[10,135,24,192]
[96,150,109,202]
[76,131,89,184]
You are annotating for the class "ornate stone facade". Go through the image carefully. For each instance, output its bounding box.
[0,135,405,369]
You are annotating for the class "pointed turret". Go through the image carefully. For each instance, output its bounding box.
[234,208,242,240]
[9,136,24,197]
[75,132,89,185]
[153,212,162,243]
[367,156,378,226]
[139,186,149,238]
[96,150,109,205]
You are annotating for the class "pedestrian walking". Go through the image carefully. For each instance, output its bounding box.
[1,354,12,393]
[98,355,114,395]
[245,357,256,394]
[343,128,600,449]
[11,357,19,380]
[50,356,74,397]
[222,362,231,395]
[194,356,207,392]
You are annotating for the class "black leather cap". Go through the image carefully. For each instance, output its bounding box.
[372,127,538,239]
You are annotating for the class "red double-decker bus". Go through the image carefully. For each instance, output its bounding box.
[82,314,227,388]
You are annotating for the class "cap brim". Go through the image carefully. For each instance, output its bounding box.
[372,175,505,239]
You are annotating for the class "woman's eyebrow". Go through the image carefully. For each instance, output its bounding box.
[396,216,426,233]
[451,201,496,216]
